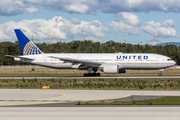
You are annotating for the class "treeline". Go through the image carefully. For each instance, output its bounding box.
[0,40,180,65]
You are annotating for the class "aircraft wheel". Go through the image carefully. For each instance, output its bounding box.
[92,73,96,76]
[90,73,93,76]
[87,73,92,76]
[84,73,87,77]
[97,73,101,76]
[158,73,162,76]
[84,73,100,77]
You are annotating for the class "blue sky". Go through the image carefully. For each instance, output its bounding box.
[0,0,180,45]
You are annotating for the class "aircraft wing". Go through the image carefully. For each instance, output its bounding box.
[51,56,102,66]
[5,55,34,60]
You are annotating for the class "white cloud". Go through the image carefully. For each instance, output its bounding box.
[162,19,175,27]
[127,0,143,7]
[25,7,40,14]
[65,4,89,13]
[142,20,177,38]
[99,0,180,13]
[109,12,140,35]
[2,0,180,16]
[0,16,109,41]
[0,0,40,16]
[121,12,140,26]
[109,13,178,38]
[70,18,81,25]
[84,36,102,42]
[159,3,168,11]
[0,30,10,40]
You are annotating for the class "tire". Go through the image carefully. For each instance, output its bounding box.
[84,73,87,77]
[88,73,93,76]
[97,73,100,76]
[158,73,162,76]
[92,73,96,76]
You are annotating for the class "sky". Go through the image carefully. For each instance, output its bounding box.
[0,0,180,45]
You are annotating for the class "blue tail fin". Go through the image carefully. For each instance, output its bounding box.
[14,29,43,55]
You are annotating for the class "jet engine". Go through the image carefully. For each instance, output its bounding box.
[103,64,126,74]
[103,64,119,74]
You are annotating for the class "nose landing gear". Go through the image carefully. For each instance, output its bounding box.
[158,69,164,76]
[158,71,162,76]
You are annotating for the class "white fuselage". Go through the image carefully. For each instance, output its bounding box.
[15,53,176,70]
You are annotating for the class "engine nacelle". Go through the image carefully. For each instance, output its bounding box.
[103,64,119,74]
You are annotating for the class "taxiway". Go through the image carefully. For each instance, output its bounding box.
[0,89,180,107]
[1,89,180,120]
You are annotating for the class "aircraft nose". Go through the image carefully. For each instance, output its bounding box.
[173,60,176,65]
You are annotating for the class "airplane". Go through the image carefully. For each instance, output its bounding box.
[6,29,176,76]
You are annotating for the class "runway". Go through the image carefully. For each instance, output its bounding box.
[1,75,180,79]
[1,107,180,120]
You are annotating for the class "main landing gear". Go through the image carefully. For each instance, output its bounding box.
[84,73,101,77]
[84,67,101,77]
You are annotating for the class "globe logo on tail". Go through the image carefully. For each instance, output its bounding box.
[23,41,43,55]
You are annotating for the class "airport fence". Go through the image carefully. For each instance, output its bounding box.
[0,65,46,69]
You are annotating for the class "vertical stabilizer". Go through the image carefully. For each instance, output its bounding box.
[14,29,43,55]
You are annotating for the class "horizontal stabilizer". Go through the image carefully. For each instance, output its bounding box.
[5,55,34,60]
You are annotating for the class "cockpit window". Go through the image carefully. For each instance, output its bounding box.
[167,59,173,61]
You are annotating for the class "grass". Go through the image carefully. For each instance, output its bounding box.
[79,97,180,105]
[1,78,180,90]
[0,68,179,77]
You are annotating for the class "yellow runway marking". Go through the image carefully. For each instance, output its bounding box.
[110,95,131,99]
[38,93,65,100]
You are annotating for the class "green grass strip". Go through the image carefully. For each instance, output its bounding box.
[1,78,180,90]
[78,97,180,105]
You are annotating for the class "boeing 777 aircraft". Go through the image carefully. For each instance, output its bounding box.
[6,29,176,76]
